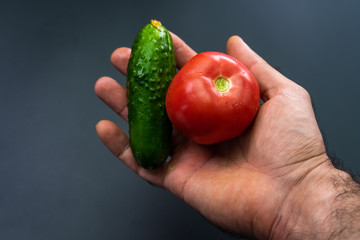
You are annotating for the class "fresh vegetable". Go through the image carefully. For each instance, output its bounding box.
[126,20,176,169]
[166,51,260,145]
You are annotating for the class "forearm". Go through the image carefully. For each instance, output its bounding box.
[271,159,360,240]
[326,170,360,239]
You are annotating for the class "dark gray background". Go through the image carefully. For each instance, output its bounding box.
[1,0,359,239]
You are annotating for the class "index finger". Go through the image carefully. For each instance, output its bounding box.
[170,32,197,68]
[110,32,197,75]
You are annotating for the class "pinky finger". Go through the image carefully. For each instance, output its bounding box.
[96,120,167,186]
[96,120,139,173]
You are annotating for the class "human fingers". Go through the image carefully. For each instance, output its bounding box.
[98,33,195,120]
[96,120,137,171]
[94,76,128,122]
[110,34,196,72]
[110,47,131,75]
[170,32,197,68]
[96,120,166,185]
[226,36,294,101]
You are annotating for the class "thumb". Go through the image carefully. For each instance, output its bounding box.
[226,36,291,101]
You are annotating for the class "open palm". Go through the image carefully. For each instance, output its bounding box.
[95,34,329,239]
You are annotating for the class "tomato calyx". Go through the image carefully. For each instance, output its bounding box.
[214,76,230,92]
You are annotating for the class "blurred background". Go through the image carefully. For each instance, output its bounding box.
[1,0,359,239]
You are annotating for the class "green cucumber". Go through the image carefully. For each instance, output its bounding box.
[126,20,176,169]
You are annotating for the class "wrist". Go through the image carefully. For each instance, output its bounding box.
[270,155,360,239]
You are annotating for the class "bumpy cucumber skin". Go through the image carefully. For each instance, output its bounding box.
[126,22,176,169]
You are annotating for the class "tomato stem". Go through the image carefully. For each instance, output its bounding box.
[215,77,230,92]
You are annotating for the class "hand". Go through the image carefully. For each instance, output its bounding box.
[94,34,355,239]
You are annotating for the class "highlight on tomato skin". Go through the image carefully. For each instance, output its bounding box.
[165,51,260,145]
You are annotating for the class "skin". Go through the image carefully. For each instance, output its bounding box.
[94,33,359,239]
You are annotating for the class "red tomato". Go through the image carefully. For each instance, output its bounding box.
[165,51,260,145]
